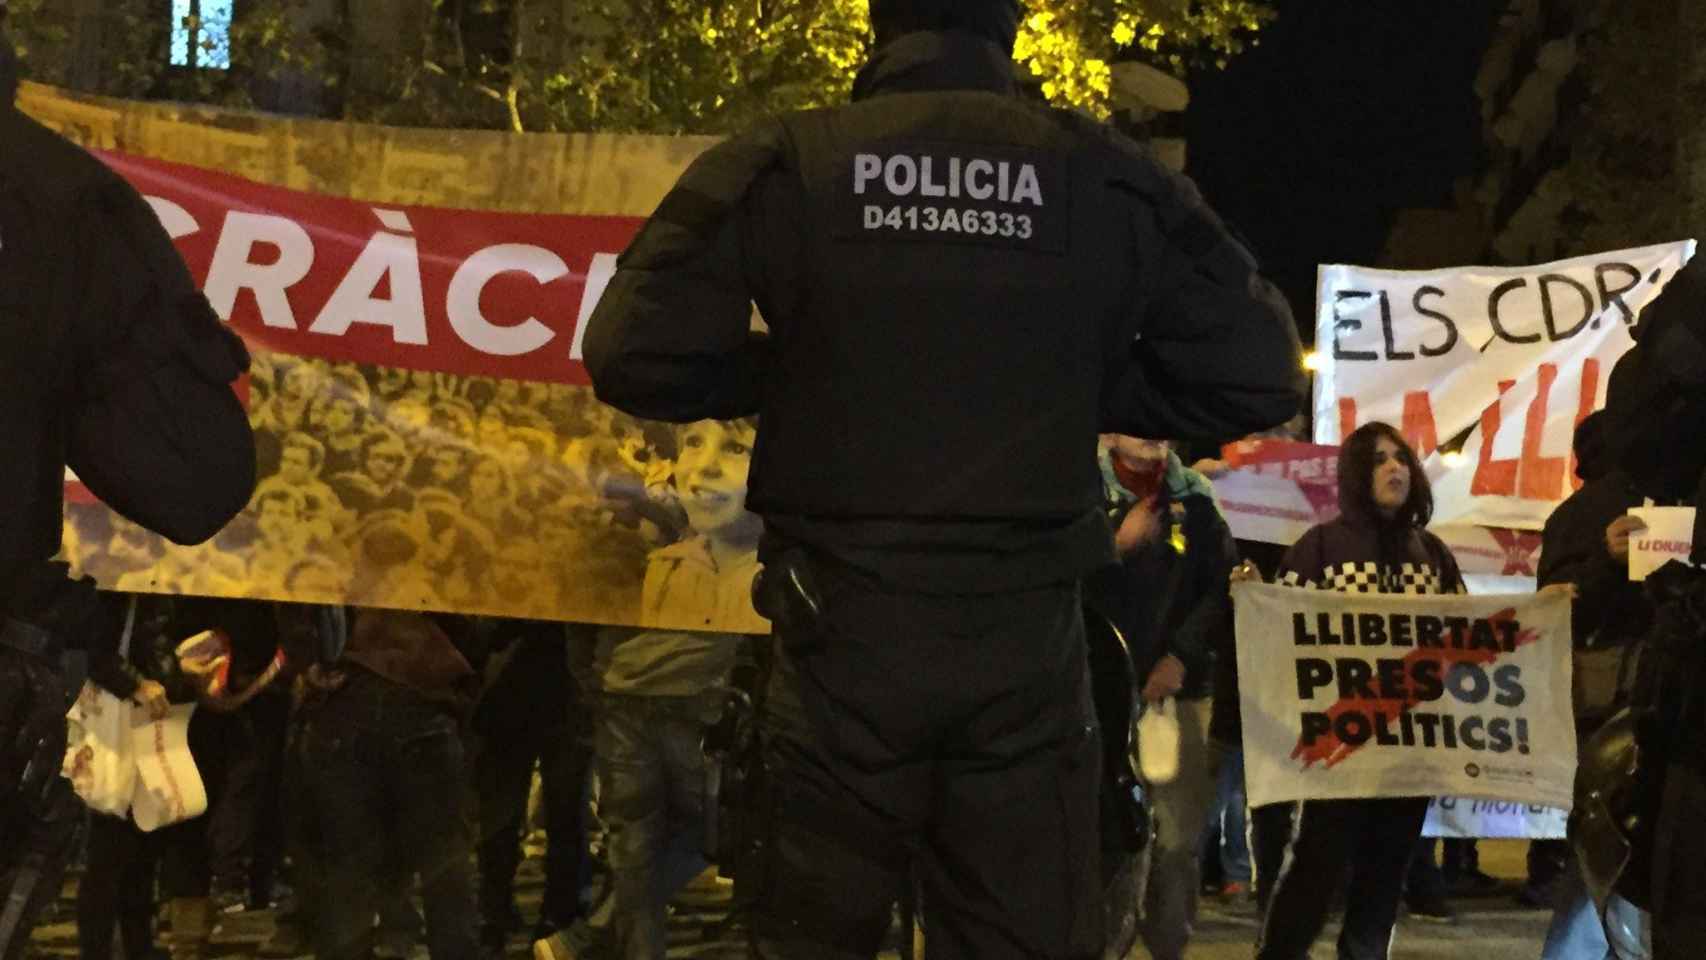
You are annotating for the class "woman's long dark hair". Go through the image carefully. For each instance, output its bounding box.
[1338,421,1432,529]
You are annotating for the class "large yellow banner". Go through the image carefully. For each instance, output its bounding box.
[31,83,768,633]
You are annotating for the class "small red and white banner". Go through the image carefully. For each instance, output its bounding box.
[1214,441,1545,581]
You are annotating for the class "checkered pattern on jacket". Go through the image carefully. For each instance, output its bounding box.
[1277,560,1456,596]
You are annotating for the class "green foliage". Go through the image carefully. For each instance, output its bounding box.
[5,0,172,99]
[9,0,1275,132]
[1550,2,1688,253]
[1016,0,1274,115]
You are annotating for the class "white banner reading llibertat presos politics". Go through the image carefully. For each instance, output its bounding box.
[1314,241,1696,530]
[1231,582,1575,810]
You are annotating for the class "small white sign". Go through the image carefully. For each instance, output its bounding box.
[1423,796,1568,839]
[1628,506,1696,581]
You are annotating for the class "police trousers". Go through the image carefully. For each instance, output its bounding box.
[736,564,1103,960]
[0,647,79,960]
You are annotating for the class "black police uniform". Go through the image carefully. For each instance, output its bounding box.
[582,6,1304,956]
[0,27,256,953]
[1595,253,1706,958]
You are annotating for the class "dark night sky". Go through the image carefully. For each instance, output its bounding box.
[1184,0,1503,346]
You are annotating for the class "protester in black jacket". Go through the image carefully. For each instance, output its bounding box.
[0,14,254,955]
[1084,437,1236,960]
[1538,412,1653,677]
[1535,412,1655,958]
[582,2,1303,955]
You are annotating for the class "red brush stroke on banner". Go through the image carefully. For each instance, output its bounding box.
[1290,607,1538,770]
[97,149,645,386]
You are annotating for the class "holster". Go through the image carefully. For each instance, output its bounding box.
[750,549,826,641]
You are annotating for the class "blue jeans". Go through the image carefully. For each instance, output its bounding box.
[1203,744,1252,885]
[1541,862,1651,960]
[588,693,719,960]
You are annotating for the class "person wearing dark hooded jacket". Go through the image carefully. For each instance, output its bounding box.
[1538,412,1653,683]
[1083,437,1236,960]
[0,10,255,955]
[580,1,1304,956]
[1536,411,1654,960]
[1245,422,1465,960]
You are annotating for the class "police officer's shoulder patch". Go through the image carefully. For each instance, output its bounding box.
[831,140,1068,255]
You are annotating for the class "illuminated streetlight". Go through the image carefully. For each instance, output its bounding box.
[1302,352,1321,371]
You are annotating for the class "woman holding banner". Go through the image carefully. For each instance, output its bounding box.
[1237,421,1465,960]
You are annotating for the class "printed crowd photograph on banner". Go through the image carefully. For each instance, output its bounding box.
[1230,581,1576,810]
[32,86,767,633]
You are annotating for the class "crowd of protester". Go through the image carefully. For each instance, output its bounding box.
[35,410,1668,960]
[60,352,730,626]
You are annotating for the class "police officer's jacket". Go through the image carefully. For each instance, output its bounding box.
[585,30,1305,592]
[1,96,256,624]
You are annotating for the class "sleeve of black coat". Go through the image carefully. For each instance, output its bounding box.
[65,174,255,545]
[1538,495,1629,646]
[582,123,788,423]
[1101,161,1306,443]
[84,592,143,700]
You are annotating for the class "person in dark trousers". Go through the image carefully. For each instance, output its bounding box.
[301,610,482,960]
[1084,436,1236,960]
[75,594,174,960]
[155,598,291,959]
[579,1,1305,954]
[1243,422,1466,960]
[475,618,591,952]
[1213,538,1287,914]
[0,9,255,954]
[1536,411,1658,957]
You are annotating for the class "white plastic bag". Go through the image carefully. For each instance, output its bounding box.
[62,684,139,816]
[1135,696,1181,785]
[61,598,140,816]
[131,702,207,832]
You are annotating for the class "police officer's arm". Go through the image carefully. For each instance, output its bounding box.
[1103,168,1305,442]
[583,125,790,423]
[65,175,256,544]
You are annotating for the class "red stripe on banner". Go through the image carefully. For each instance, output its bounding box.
[1290,608,1537,770]
[95,149,645,385]
[1219,500,1318,523]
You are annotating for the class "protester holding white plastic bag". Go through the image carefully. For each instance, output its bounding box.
[1083,435,1237,960]
[73,593,204,960]
[73,594,288,960]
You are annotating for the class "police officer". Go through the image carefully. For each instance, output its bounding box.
[1593,253,1706,959]
[0,10,257,953]
[582,2,1304,956]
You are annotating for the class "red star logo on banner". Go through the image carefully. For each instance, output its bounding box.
[1487,528,1544,577]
